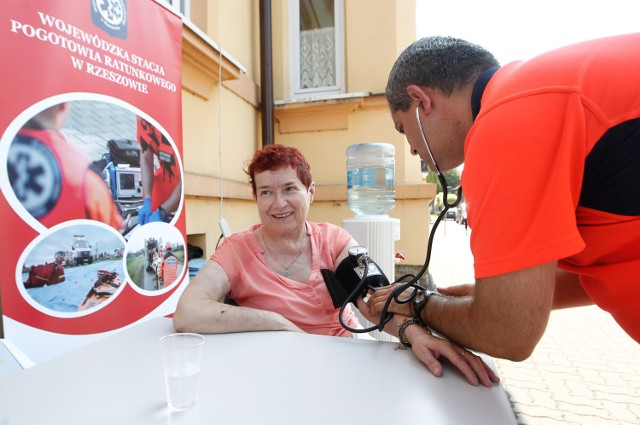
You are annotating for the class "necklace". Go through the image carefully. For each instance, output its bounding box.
[263,228,306,277]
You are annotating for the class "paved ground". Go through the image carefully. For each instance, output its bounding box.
[425,215,640,425]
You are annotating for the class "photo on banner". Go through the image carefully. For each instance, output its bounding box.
[0,0,185,364]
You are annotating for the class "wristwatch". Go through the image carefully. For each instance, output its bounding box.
[412,290,437,321]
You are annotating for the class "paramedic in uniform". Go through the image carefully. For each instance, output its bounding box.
[160,242,179,287]
[136,116,181,224]
[367,34,640,360]
[7,102,125,231]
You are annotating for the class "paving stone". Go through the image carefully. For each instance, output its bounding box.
[562,412,635,425]
[516,413,579,425]
[599,400,640,422]
[559,381,597,398]
[556,400,610,418]
[515,405,565,422]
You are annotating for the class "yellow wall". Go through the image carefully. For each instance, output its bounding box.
[186,197,258,255]
[345,0,410,94]
[271,0,290,100]
[277,106,423,185]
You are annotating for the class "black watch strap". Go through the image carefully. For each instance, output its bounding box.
[412,290,437,321]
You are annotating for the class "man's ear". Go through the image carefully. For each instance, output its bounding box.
[406,85,432,112]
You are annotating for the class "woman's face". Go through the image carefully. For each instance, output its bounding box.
[254,166,314,236]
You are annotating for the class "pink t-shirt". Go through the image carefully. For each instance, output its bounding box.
[211,221,361,337]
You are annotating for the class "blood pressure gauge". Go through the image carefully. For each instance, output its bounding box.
[348,246,368,257]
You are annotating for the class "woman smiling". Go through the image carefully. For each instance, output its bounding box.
[173,145,498,386]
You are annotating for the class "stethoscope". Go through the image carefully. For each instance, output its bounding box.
[339,105,463,334]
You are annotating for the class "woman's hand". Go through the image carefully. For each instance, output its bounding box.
[274,313,305,333]
[407,330,500,387]
[365,285,499,386]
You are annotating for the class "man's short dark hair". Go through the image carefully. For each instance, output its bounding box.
[386,36,499,112]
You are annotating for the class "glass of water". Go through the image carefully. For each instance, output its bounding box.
[158,333,205,411]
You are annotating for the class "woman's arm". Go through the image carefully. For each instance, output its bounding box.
[173,259,303,334]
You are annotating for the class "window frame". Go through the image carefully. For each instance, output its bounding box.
[288,0,345,99]
[159,0,190,17]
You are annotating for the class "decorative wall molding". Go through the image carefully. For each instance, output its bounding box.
[185,172,435,202]
[181,25,244,100]
[274,93,388,133]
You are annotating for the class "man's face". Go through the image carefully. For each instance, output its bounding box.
[391,106,438,171]
[391,97,468,173]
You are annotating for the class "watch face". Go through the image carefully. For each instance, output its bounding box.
[348,246,368,257]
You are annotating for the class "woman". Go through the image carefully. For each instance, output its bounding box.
[173,145,498,386]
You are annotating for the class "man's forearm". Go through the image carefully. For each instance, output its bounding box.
[421,263,556,361]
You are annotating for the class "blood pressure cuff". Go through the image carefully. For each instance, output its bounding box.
[321,255,390,308]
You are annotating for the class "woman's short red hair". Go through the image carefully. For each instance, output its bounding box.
[246,144,312,197]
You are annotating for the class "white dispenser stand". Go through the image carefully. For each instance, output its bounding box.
[342,214,400,341]
[342,215,400,279]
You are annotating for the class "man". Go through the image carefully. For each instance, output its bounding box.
[8,103,126,232]
[161,242,179,288]
[367,34,640,361]
[136,116,181,225]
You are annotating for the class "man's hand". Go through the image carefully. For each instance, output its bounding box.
[366,283,414,317]
[139,197,152,225]
[147,208,164,223]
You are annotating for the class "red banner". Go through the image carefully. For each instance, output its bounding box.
[0,0,185,363]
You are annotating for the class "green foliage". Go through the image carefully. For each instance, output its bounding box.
[126,254,144,284]
[423,161,461,193]
[423,161,463,212]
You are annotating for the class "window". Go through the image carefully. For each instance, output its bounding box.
[290,0,345,98]
[160,0,189,17]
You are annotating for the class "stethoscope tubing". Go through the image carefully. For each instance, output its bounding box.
[340,106,463,334]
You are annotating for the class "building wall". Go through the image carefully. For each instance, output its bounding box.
[180,0,435,268]
[344,0,415,94]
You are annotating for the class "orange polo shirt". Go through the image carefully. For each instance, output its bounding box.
[464,34,640,342]
[11,128,122,230]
